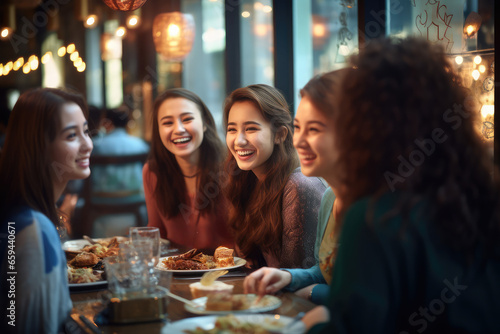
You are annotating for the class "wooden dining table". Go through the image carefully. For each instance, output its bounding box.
[69,270,316,333]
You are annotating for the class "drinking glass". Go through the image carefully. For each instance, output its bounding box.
[129,227,160,265]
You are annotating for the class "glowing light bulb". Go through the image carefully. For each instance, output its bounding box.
[22,63,30,74]
[70,51,79,61]
[67,44,76,54]
[455,56,463,65]
[472,70,480,80]
[41,53,51,64]
[1,28,10,38]
[479,65,486,73]
[241,11,250,18]
[58,46,66,57]
[127,15,139,28]
[474,56,482,64]
[167,24,180,37]
[74,57,83,67]
[466,25,474,36]
[30,58,39,70]
[480,105,494,119]
[85,15,98,28]
[115,26,126,37]
[77,63,86,72]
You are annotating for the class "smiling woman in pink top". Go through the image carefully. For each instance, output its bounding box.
[143,88,233,251]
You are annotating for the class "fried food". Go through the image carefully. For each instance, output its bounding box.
[69,251,100,267]
[214,246,235,267]
[160,248,235,271]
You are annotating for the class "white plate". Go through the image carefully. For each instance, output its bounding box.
[185,294,281,315]
[68,280,107,290]
[156,257,247,274]
[162,314,306,334]
[62,237,129,252]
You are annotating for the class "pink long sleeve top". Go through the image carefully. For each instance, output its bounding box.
[143,163,233,251]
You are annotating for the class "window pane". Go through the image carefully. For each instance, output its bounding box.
[240,0,274,86]
[182,0,226,130]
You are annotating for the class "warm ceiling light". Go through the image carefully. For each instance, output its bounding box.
[67,44,76,53]
[241,11,250,18]
[463,11,482,37]
[30,58,39,70]
[41,53,51,64]
[13,61,22,71]
[152,12,195,62]
[126,15,140,28]
[115,26,126,37]
[474,56,482,64]
[102,0,148,11]
[84,15,98,28]
[480,105,494,119]
[70,51,79,61]
[472,70,480,80]
[455,56,463,65]
[262,5,272,13]
[22,63,30,74]
[0,28,12,39]
[5,61,13,72]
[479,65,486,73]
[57,46,67,57]
[74,57,83,67]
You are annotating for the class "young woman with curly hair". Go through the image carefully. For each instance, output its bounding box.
[303,38,500,333]
[223,84,326,268]
[0,88,93,333]
[143,88,233,251]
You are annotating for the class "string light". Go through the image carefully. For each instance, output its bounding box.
[1,44,86,77]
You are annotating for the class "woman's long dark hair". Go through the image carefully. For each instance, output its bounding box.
[223,84,299,261]
[0,88,88,226]
[147,88,225,218]
[335,37,500,254]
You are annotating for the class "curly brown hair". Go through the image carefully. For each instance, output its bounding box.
[335,37,500,254]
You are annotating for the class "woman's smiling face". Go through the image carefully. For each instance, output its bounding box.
[226,101,276,180]
[157,97,206,162]
[48,102,93,184]
[293,96,338,181]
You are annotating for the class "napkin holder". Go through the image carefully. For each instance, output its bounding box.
[105,286,169,324]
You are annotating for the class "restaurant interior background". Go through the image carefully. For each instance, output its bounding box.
[0,0,497,164]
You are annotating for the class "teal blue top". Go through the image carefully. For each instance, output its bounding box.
[283,187,336,305]
[308,192,500,333]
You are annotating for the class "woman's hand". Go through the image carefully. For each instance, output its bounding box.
[243,267,292,297]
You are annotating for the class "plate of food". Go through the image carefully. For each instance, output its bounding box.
[163,314,305,334]
[64,236,125,289]
[156,246,246,274]
[185,294,281,315]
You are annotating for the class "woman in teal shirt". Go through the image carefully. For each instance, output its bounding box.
[244,70,347,304]
[303,37,500,333]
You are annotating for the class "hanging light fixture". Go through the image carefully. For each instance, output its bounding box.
[102,0,148,12]
[152,12,195,62]
[463,11,482,37]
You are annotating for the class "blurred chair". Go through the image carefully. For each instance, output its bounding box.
[75,152,149,238]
